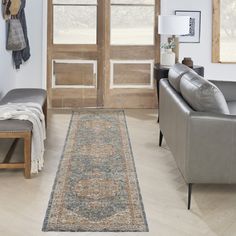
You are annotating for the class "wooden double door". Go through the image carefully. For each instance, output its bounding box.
[47,0,160,108]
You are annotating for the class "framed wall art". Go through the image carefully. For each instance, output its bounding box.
[175,10,201,43]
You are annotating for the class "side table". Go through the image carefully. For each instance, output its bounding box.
[154,64,205,104]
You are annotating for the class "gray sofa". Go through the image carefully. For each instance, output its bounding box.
[159,63,236,209]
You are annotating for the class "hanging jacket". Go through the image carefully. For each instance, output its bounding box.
[12,0,30,69]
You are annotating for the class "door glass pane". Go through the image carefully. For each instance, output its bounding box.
[53,6,97,44]
[111,6,155,45]
[53,0,97,45]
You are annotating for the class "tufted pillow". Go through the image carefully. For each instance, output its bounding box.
[180,72,230,114]
[168,63,197,92]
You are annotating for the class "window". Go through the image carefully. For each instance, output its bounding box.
[52,0,97,44]
[220,0,236,62]
[110,0,155,45]
[212,0,236,63]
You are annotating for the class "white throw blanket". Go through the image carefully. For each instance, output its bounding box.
[0,102,46,174]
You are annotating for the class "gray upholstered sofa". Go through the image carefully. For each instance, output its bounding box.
[159,63,236,209]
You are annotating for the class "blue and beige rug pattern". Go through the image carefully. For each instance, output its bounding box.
[43,110,148,232]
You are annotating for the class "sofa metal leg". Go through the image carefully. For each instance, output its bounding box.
[188,183,192,210]
[159,131,163,147]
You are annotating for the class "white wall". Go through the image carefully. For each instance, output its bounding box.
[42,0,48,90]
[0,18,15,97]
[161,0,236,81]
[15,0,44,88]
[0,0,44,98]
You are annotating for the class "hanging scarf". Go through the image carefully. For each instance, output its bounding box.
[12,0,31,69]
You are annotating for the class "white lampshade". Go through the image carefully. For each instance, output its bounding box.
[158,15,190,35]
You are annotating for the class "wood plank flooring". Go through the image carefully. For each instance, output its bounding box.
[0,109,236,236]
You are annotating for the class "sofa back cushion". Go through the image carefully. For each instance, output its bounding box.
[180,72,230,114]
[168,63,197,92]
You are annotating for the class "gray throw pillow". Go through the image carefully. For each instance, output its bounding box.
[168,63,197,92]
[180,72,230,114]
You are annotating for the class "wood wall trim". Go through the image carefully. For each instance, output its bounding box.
[97,0,111,107]
[155,0,161,63]
[212,0,220,63]
[51,52,98,60]
[47,0,53,107]
[52,45,98,53]
[111,46,155,60]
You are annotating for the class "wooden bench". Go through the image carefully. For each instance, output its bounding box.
[0,89,47,178]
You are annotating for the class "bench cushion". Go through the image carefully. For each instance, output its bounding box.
[0,120,33,132]
[0,89,47,107]
[0,88,46,133]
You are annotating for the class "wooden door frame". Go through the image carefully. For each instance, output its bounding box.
[47,0,160,108]
[47,0,99,108]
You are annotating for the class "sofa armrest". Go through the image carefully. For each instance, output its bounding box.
[210,80,236,102]
[187,112,236,183]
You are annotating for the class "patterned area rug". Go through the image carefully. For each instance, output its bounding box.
[42,110,148,232]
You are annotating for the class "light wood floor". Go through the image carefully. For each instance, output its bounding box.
[0,109,236,236]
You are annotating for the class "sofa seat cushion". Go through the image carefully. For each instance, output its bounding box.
[0,89,46,107]
[227,101,236,115]
[168,63,197,92]
[180,72,230,114]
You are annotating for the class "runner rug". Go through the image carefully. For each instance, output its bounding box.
[42,110,148,232]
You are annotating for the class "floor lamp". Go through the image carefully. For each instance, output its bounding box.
[158,15,190,64]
